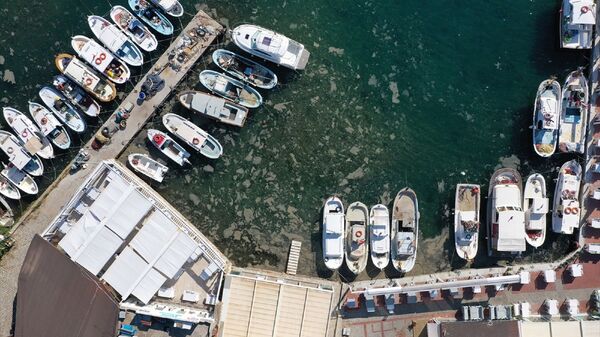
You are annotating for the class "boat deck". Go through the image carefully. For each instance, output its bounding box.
[393,193,416,229]
[457,187,478,213]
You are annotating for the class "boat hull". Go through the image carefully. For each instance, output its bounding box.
[369,204,390,270]
[558,69,588,154]
[199,70,263,108]
[0,175,21,200]
[487,168,524,257]
[532,79,560,157]
[322,196,345,271]
[147,129,190,166]
[391,188,419,273]
[1,165,38,195]
[212,49,278,89]
[28,102,71,150]
[54,53,117,103]
[552,160,581,234]
[178,91,248,127]
[39,87,86,133]
[523,174,547,248]
[88,15,144,67]
[454,184,480,261]
[344,201,369,275]
[71,35,131,84]
[162,113,223,159]
[3,107,54,159]
[128,153,168,182]
[52,75,101,117]
[128,0,174,35]
[110,6,158,52]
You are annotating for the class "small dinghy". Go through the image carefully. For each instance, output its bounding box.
[150,0,183,17]
[39,87,86,133]
[28,102,71,150]
[559,69,588,154]
[71,35,131,84]
[128,153,168,182]
[128,0,174,35]
[199,70,263,108]
[52,75,101,117]
[523,174,548,248]
[454,184,480,261]
[344,201,369,275]
[88,15,144,67]
[0,175,20,200]
[212,49,278,89]
[178,91,248,127]
[369,204,390,270]
[162,113,223,159]
[552,160,582,234]
[55,53,117,103]
[0,195,14,227]
[322,196,345,271]
[147,129,190,166]
[532,79,560,157]
[3,107,54,159]
[1,163,38,195]
[0,131,43,177]
[111,6,158,52]
[391,188,419,273]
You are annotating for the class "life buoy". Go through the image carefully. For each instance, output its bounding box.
[472,187,479,194]
[41,117,48,125]
[565,207,572,215]
[572,207,579,214]
[85,78,93,87]
[132,158,139,165]
[355,230,363,238]
[192,137,200,145]
[6,147,13,154]
[582,6,590,13]
[95,53,107,65]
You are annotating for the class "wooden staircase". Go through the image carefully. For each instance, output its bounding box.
[286,240,302,275]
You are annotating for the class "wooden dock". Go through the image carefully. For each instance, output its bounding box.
[286,240,302,275]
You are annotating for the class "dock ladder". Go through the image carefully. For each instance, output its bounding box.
[286,240,302,275]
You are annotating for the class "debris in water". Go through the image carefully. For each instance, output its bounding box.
[3,69,16,84]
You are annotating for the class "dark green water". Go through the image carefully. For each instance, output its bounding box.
[0,1,585,275]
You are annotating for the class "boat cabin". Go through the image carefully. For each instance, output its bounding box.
[371,215,389,255]
[537,94,558,130]
[396,232,415,256]
[491,185,526,253]
[562,0,596,49]
[324,212,343,260]
[525,197,549,231]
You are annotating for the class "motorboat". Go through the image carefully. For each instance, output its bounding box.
[523,174,548,248]
[487,168,526,256]
[178,91,248,127]
[560,0,596,49]
[552,160,582,234]
[0,175,21,200]
[128,153,168,182]
[52,75,101,117]
[150,0,183,17]
[232,24,310,70]
[88,15,144,67]
[110,6,158,52]
[71,35,131,84]
[344,201,369,275]
[38,87,86,133]
[128,0,174,35]
[162,113,223,159]
[3,107,54,159]
[1,163,38,195]
[0,195,14,227]
[28,102,71,150]
[147,129,190,166]
[532,79,560,157]
[55,53,117,103]
[0,130,44,177]
[369,204,390,270]
[454,184,480,261]
[391,188,419,273]
[322,196,345,271]
[212,49,278,89]
[559,69,588,154]
[199,70,263,108]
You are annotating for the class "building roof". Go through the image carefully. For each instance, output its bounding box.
[521,321,600,337]
[439,320,519,337]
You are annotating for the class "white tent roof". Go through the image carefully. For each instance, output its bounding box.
[104,190,152,239]
[102,246,148,298]
[154,231,197,278]
[74,226,123,275]
[131,268,167,304]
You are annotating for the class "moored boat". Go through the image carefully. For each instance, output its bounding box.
[212,49,278,89]
[344,201,369,275]
[0,130,44,177]
[55,53,117,103]
[128,153,168,182]
[199,70,263,108]
[88,15,144,67]
[552,160,582,234]
[369,204,390,270]
[178,91,248,127]
[532,79,560,157]
[28,102,71,150]
[70,35,131,84]
[150,0,183,17]
[560,0,596,49]
[322,196,345,271]
[523,174,548,248]
[147,129,190,166]
[0,195,14,227]
[110,6,158,52]
[162,113,223,159]
[128,0,174,35]
[0,175,20,200]
[559,69,588,154]
[391,188,419,273]
[52,75,101,117]
[3,107,54,159]
[454,184,480,261]
[39,87,86,133]
[1,163,38,195]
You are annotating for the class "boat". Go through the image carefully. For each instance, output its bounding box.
[322,196,345,271]
[28,102,71,151]
[3,107,54,159]
[110,6,158,52]
[38,87,86,133]
[128,153,168,182]
[344,201,369,275]
[487,168,526,256]
[178,91,248,127]
[128,0,174,35]
[560,0,596,49]
[523,174,548,248]
[559,69,588,154]
[454,184,480,261]
[87,15,144,67]
[147,129,190,166]
[55,53,117,103]
[52,75,101,117]
[232,24,310,70]
[1,163,38,195]
[552,160,582,234]
[162,113,223,159]
[70,35,131,84]
[199,70,263,108]
[532,79,560,157]
[0,196,14,227]
[391,188,419,273]
[0,175,21,200]
[0,131,44,177]
[212,49,278,89]
[369,204,390,270]
[149,0,183,17]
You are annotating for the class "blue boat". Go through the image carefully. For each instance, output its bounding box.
[128,0,174,35]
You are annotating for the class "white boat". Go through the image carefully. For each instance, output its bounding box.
[178,91,248,127]
[212,49,278,89]
[322,196,345,271]
[127,153,168,182]
[71,35,131,84]
[454,184,480,261]
[532,79,560,157]
[0,130,44,177]
[560,0,596,49]
[1,163,38,195]
[199,70,263,109]
[0,175,20,200]
[523,174,548,248]
[147,129,190,166]
[369,204,390,270]
[0,196,14,227]
[3,107,54,159]
[559,69,588,154]
[391,188,419,273]
[38,87,86,133]
[87,15,144,67]
[52,75,101,117]
[162,113,223,159]
[28,102,71,151]
[552,160,582,234]
[232,24,310,70]
[55,53,117,103]
[110,6,158,52]
[487,168,526,256]
[344,201,369,275]
[150,0,183,17]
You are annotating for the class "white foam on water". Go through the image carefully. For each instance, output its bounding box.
[389,81,400,103]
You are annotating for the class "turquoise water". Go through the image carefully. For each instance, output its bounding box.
[0,1,586,275]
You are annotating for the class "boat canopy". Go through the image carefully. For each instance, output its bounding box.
[496,210,526,252]
[494,185,521,208]
[324,236,342,258]
[79,40,115,72]
[64,59,101,89]
[253,31,288,57]
[570,0,596,25]
[396,232,415,256]
[324,213,343,235]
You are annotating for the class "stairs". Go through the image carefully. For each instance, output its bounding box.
[286,240,302,275]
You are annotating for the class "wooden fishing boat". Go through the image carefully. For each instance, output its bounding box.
[52,75,101,117]
[0,196,14,227]
[162,113,223,159]
[128,0,174,35]
[3,107,54,159]
[369,204,389,270]
[71,35,131,84]
[532,79,560,157]
[322,196,345,271]
[199,70,263,108]
[178,91,248,127]
[552,160,581,235]
[523,174,548,248]
[0,175,20,200]
[454,184,480,261]
[391,188,419,273]
[55,53,117,103]
[344,201,369,275]
[110,6,158,52]
[39,87,86,133]
[127,153,168,182]
[559,69,588,154]
[0,130,44,177]
[28,102,71,150]
[1,163,38,195]
[150,0,183,17]
[212,49,278,89]
[88,15,144,67]
[147,129,190,166]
